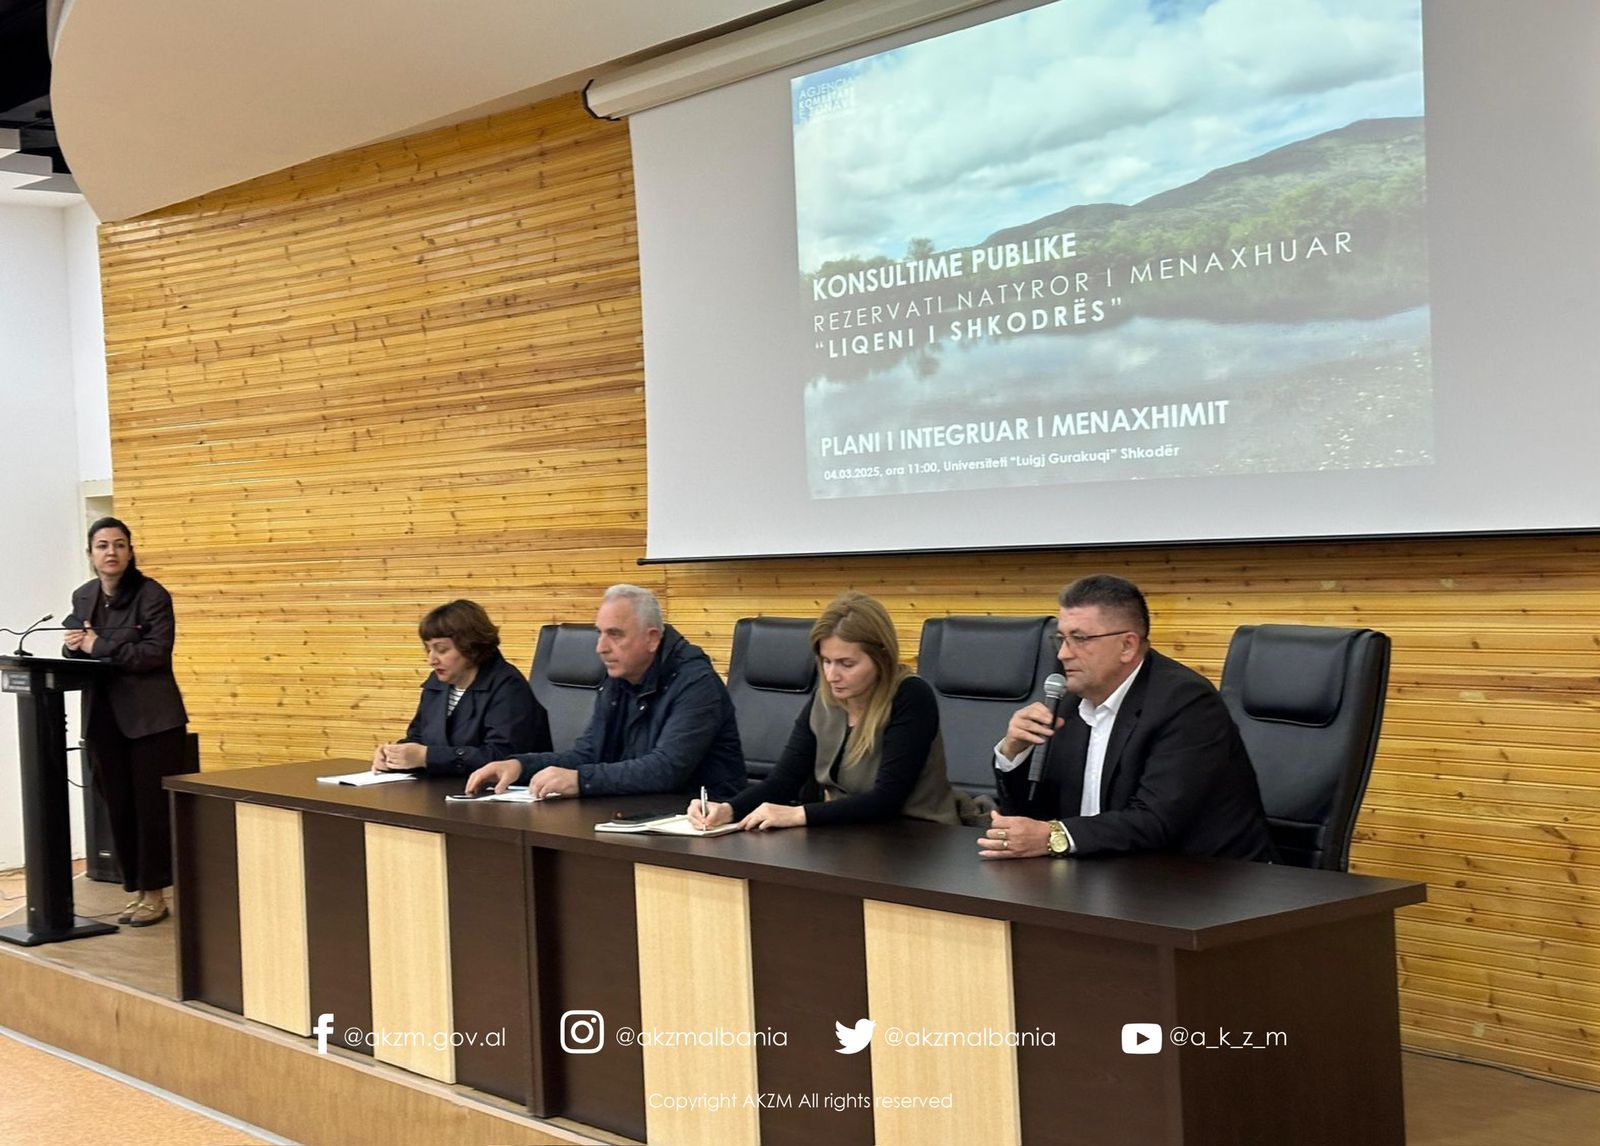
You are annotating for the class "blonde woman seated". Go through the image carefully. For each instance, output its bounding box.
[689,592,973,831]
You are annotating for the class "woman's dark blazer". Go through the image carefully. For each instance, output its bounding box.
[403,648,551,777]
[64,570,187,740]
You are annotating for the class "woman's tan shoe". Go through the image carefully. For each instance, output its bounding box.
[128,900,169,927]
[117,896,145,924]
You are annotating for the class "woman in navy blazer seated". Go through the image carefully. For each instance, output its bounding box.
[689,592,975,832]
[372,599,551,777]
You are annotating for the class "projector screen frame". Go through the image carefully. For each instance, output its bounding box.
[630,0,1600,563]
[634,524,1600,566]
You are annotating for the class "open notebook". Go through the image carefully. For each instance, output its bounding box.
[595,814,741,837]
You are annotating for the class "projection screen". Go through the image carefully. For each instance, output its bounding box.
[632,0,1600,559]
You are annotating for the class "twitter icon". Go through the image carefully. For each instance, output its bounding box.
[835,1017,876,1054]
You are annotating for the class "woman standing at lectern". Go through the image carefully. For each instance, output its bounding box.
[62,517,188,928]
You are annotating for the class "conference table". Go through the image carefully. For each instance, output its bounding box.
[166,761,1424,1145]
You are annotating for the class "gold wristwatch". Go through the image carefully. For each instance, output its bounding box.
[1048,820,1070,856]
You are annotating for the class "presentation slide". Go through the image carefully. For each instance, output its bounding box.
[794,0,1430,499]
[630,0,1600,560]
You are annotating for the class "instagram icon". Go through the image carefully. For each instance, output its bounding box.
[560,1009,606,1054]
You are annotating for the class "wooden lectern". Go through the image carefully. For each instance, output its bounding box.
[0,653,118,945]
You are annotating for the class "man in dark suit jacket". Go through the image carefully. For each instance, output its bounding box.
[977,574,1275,862]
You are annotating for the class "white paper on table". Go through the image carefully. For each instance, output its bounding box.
[316,770,417,786]
[483,787,544,803]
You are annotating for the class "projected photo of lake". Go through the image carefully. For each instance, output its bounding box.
[791,0,1432,500]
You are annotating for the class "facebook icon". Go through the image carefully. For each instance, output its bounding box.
[314,1012,335,1054]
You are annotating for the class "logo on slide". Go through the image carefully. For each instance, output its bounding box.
[1122,1023,1162,1054]
[834,1017,876,1054]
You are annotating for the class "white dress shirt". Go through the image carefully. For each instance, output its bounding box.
[995,660,1146,847]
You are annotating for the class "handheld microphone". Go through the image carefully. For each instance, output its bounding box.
[5,613,52,657]
[1027,673,1070,801]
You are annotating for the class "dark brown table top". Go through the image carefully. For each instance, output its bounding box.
[169,759,1425,952]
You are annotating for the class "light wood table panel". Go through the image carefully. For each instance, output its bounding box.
[235,802,309,1035]
[863,899,1020,1145]
[365,822,455,1083]
[635,864,760,1146]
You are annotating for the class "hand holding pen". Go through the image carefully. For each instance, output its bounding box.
[687,787,734,830]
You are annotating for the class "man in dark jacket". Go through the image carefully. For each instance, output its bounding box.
[977,574,1275,863]
[468,585,745,799]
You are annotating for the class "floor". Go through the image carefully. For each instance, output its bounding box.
[0,863,275,1145]
[1401,1052,1600,1146]
[0,1024,278,1145]
[3,866,1598,1145]
[0,862,176,995]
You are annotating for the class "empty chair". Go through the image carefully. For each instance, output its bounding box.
[916,615,1058,794]
[529,623,605,753]
[725,617,817,780]
[1219,624,1391,871]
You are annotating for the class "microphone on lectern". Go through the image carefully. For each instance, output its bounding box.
[6,613,52,657]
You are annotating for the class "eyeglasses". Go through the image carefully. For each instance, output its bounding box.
[1050,630,1134,652]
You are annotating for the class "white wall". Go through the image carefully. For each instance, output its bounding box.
[0,201,106,869]
[65,200,112,484]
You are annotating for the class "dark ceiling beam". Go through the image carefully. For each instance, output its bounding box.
[0,0,50,115]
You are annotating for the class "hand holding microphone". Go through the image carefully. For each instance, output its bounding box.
[1000,673,1070,755]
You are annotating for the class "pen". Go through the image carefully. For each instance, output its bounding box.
[699,785,708,832]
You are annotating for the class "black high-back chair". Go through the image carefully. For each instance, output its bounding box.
[1220,624,1391,871]
[916,615,1059,795]
[529,623,604,753]
[725,617,816,780]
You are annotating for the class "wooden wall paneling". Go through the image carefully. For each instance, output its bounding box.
[99,96,649,772]
[98,93,1600,1087]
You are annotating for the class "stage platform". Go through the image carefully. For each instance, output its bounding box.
[0,875,628,1146]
